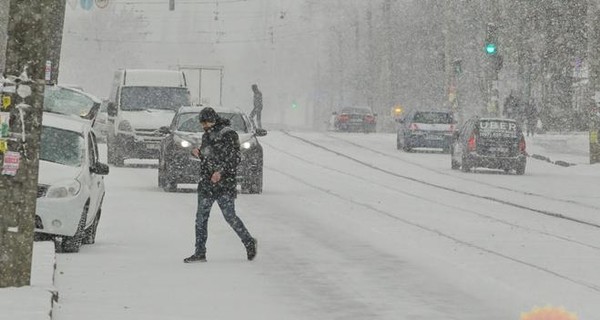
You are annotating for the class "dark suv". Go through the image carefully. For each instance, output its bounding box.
[450,117,527,174]
[396,110,455,152]
[158,106,267,193]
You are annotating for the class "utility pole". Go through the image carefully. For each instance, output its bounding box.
[587,1,600,164]
[0,0,66,288]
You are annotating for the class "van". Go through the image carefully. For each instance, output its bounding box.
[106,69,191,166]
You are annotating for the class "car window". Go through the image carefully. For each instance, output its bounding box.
[175,112,248,133]
[478,120,519,138]
[412,112,453,124]
[40,126,84,167]
[120,87,191,111]
[44,86,96,117]
[341,107,371,114]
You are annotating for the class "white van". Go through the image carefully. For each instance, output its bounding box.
[106,69,191,166]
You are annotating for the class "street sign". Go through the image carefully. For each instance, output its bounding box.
[81,0,93,10]
[95,0,109,9]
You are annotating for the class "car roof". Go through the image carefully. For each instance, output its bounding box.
[42,112,90,134]
[177,105,245,115]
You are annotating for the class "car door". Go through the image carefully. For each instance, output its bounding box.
[86,131,104,226]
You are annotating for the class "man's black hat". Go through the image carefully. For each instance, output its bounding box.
[199,107,219,122]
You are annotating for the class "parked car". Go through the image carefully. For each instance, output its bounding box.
[396,110,455,152]
[332,106,377,133]
[36,112,109,252]
[158,106,267,193]
[450,117,527,174]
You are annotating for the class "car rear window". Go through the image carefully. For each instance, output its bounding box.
[478,120,519,138]
[176,112,248,133]
[412,112,453,124]
[341,107,371,115]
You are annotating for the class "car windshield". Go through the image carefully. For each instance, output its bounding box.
[43,86,96,118]
[412,112,453,124]
[175,112,248,133]
[341,107,371,114]
[120,87,191,111]
[478,120,519,138]
[40,126,84,167]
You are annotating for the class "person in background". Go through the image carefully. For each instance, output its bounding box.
[249,84,263,129]
[184,107,257,263]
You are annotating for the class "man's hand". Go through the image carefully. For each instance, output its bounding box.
[211,171,221,183]
[191,148,200,158]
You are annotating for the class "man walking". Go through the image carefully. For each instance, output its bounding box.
[250,84,263,129]
[184,107,257,263]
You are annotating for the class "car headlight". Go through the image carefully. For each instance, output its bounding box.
[174,135,193,149]
[46,180,81,198]
[241,138,257,150]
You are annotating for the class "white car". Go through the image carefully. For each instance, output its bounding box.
[35,112,109,253]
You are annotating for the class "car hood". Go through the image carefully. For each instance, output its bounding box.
[121,109,176,130]
[38,161,82,185]
[174,131,256,145]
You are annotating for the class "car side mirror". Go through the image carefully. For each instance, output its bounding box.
[107,101,117,117]
[255,128,267,137]
[158,126,171,135]
[90,162,110,175]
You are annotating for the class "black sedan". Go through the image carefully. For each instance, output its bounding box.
[450,117,527,175]
[158,106,267,193]
[396,110,455,153]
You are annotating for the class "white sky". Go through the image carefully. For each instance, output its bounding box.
[4,131,600,320]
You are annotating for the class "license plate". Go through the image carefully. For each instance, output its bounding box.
[426,135,444,140]
[489,147,508,153]
[146,143,160,150]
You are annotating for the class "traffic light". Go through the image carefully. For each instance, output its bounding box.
[291,101,298,109]
[485,23,498,55]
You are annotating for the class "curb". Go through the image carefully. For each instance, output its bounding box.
[530,154,576,167]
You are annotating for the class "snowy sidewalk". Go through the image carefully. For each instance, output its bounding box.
[0,241,57,320]
[526,131,590,166]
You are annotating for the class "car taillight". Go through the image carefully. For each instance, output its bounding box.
[467,134,476,151]
[519,136,526,153]
[448,124,455,132]
[338,114,349,122]
[409,123,419,131]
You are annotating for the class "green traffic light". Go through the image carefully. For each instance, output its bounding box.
[485,43,497,55]
[291,102,298,109]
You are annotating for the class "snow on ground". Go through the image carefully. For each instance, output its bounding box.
[1,131,598,320]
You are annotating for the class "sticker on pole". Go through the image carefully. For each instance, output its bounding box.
[96,0,109,9]
[44,61,52,82]
[2,151,21,176]
[81,0,93,10]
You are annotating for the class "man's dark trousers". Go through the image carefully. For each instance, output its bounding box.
[195,194,253,255]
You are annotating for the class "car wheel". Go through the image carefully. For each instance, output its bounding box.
[59,202,88,253]
[451,156,460,170]
[162,161,177,192]
[108,139,125,167]
[460,155,471,172]
[515,163,526,175]
[83,209,101,245]
[241,164,263,194]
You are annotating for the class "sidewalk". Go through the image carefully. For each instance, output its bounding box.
[0,241,57,320]
[525,131,590,166]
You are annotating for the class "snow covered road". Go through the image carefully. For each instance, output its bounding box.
[51,131,600,320]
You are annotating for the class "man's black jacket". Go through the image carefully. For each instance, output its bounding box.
[197,118,241,198]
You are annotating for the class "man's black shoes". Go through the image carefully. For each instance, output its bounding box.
[183,253,207,263]
[246,238,258,261]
